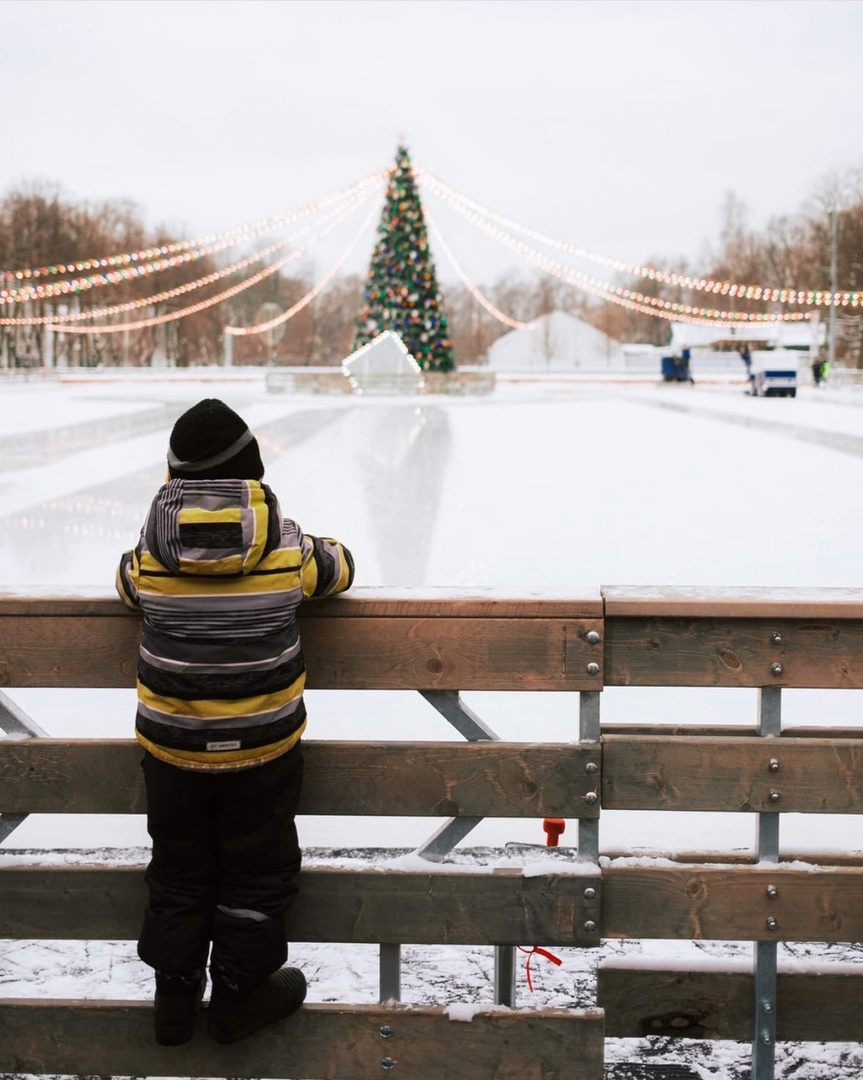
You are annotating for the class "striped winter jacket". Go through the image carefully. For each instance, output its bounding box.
[116,478,354,771]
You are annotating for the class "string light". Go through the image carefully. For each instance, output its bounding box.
[0,189,381,328]
[425,208,538,331]
[430,183,812,325]
[0,171,387,304]
[225,196,383,336]
[418,169,861,310]
[45,188,381,336]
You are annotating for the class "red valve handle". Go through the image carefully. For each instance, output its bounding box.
[542,818,566,847]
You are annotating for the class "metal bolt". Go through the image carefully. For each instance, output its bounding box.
[382,1058,395,1071]
[762,1001,774,1014]
[586,662,600,676]
[766,916,778,930]
[584,791,598,805]
[768,758,780,772]
[584,920,597,933]
[771,662,783,675]
[379,1025,393,1039]
[583,887,597,900]
[771,633,782,644]
[762,1032,773,1045]
[766,884,778,898]
[585,761,598,775]
[769,789,781,803]
[586,630,601,645]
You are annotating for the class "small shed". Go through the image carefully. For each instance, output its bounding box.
[342,332,425,394]
[487,311,623,371]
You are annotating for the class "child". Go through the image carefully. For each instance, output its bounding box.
[116,398,354,1045]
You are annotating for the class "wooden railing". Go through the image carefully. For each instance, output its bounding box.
[2,585,863,1080]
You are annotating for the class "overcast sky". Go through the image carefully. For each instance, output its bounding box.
[1,0,861,287]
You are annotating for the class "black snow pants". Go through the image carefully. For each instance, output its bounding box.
[138,744,303,990]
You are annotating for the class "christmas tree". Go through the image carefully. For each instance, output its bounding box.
[353,146,455,372]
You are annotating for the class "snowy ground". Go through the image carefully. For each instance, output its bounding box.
[2,366,863,1078]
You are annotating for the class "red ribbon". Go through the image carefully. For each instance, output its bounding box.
[517,945,563,992]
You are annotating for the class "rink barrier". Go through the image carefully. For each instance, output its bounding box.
[2,585,863,1080]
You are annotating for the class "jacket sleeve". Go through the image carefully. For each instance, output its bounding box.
[299,532,355,600]
[116,546,142,608]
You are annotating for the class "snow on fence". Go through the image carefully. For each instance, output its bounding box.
[2,586,863,1079]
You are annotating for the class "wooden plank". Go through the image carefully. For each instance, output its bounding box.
[598,966,863,1042]
[602,864,863,942]
[602,585,863,620]
[300,616,604,690]
[0,586,604,619]
[0,610,604,691]
[0,740,601,819]
[0,865,603,947]
[0,1000,605,1080]
[603,615,863,688]
[602,735,863,813]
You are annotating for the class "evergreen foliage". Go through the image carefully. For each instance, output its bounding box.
[353,146,455,371]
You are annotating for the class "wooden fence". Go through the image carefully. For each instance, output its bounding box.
[1,585,863,1079]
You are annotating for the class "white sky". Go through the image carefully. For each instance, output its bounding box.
[1,0,862,287]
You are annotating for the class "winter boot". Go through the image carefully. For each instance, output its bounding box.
[207,966,307,1044]
[153,970,207,1046]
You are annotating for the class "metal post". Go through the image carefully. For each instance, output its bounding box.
[578,691,601,865]
[223,331,233,368]
[493,942,516,1007]
[751,686,781,1080]
[828,209,838,370]
[379,943,401,1003]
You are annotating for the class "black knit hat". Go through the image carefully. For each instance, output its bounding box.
[167,398,264,480]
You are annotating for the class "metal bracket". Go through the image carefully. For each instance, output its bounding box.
[0,689,48,844]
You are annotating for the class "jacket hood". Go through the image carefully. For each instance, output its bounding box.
[144,479,281,576]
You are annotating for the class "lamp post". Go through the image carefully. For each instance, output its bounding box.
[829,209,838,368]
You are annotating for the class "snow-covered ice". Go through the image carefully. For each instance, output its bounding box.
[2,368,863,1077]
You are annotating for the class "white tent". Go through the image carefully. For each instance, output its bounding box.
[342,331,424,394]
[486,310,623,372]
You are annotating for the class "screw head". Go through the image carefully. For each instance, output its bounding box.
[771,632,782,644]
[769,789,781,802]
[586,630,600,645]
[584,791,598,805]
[766,916,778,930]
[382,1057,395,1071]
[585,761,598,775]
[583,920,597,933]
[379,1025,393,1039]
[586,662,600,676]
[768,758,780,772]
[766,884,778,898]
[583,887,597,900]
[771,662,783,676]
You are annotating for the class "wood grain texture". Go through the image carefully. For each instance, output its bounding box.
[0,740,601,819]
[602,864,863,942]
[603,615,863,688]
[602,735,863,813]
[0,1000,606,1080]
[0,865,603,947]
[0,607,604,691]
[597,966,863,1042]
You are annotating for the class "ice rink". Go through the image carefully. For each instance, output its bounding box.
[2,369,863,857]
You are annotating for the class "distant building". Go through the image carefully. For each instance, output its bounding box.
[487,311,623,372]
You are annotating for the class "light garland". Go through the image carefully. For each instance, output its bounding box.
[431,182,812,325]
[418,169,861,310]
[0,190,380,328]
[424,208,538,331]
[225,196,383,336]
[1,171,387,303]
[45,187,381,336]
